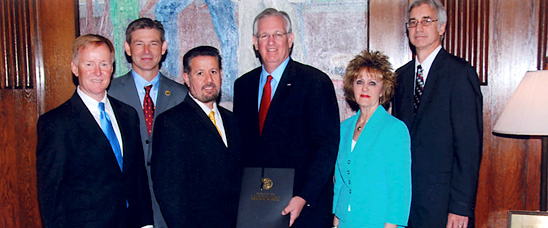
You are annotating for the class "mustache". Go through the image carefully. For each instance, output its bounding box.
[202,82,217,90]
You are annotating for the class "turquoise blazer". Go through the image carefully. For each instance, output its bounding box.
[333,106,411,227]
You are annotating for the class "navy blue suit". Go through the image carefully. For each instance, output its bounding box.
[151,96,242,228]
[392,49,483,227]
[36,92,152,228]
[233,59,340,228]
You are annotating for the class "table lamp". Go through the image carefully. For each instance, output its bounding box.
[493,70,548,210]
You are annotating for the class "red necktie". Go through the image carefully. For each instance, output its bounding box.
[258,75,272,135]
[143,85,155,136]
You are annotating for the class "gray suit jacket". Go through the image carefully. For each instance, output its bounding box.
[108,72,188,228]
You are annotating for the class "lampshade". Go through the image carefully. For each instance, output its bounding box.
[493,70,548,135]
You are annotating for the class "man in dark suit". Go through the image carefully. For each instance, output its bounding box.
[392,1,483,227]
[36,34,152,227]
[151,46,241,227]
[108,18,188,228]
[233,8,340,228]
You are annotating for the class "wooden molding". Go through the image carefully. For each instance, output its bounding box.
[539,0,547,70]
[442,0,489,85]
[0,0,35,89]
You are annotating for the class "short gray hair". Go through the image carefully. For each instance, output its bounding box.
[252,8,292,36]
[408,0,447,30]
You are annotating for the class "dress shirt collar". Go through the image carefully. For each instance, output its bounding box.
[260,56,290,85]
[76,86,124,154]
[77,85,109,114]
[131,70,160,104]
[189,93,219,115]
[257,57,290,109]
[415,45,442,82]
[188,94,227,146]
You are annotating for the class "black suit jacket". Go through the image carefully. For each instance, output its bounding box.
[36,92,153,228]
[151,96,241,228]
[233,59,340,228]
[392,49,483,227]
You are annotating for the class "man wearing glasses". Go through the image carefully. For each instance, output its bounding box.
[392,0,483,228]
[233,8,340,228]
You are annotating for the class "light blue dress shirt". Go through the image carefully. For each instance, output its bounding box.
[257,57,290,111]
[131,70,160,107]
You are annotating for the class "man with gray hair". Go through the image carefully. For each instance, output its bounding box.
[233,8,340,228]
[392,0,483,227]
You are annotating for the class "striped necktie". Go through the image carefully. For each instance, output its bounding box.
[414,65,424,113]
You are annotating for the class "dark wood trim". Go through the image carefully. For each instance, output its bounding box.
[442,0,489,85]
[539,0,547,70]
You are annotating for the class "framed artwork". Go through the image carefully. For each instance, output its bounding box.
[508,210,548,228]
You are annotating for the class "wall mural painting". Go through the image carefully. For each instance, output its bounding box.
[79,0,368,120]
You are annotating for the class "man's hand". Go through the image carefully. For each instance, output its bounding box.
[281,196,307,227]
[446,213,469,228]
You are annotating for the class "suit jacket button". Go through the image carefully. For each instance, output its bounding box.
[145,140,150,144]
[147,162,151,166]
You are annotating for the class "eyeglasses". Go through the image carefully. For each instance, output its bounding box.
[406,18,438,28]
[256,31,288,41]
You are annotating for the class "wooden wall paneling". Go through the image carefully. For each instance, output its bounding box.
[539,0,547,70]
[368,0,412,69]
[0,0,76,227]
[442,0,489,85]
[0,0,41,227]
[37,0,77,113]
[475,0,540,227]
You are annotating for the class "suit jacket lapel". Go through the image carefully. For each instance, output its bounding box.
[415,49,446,117]
[398,60,416,125]
[185,97,227,146]
[69,93,123,174]
[354,107,385,153]
[110,97,134,174]
[263,59,295,130]
[219,108,232,148]
[156,74,173,116]
[116,73,143,112]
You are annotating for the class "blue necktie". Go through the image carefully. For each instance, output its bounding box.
[99,102,123,171]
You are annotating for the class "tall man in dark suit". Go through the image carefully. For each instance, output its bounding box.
[151,46,241,227]
[392,1,483,227]
[36,34,152,228]
[233,8,340,228]
[108,18,188,228]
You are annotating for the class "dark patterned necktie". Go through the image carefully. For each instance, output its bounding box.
[258,75,272,135]
[143,85,155,136]
[414,65,424,113]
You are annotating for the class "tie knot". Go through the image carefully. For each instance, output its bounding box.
[144,85,153,94]
[208,111,217,125]
[98,102,105,111]
[266,75,273,83]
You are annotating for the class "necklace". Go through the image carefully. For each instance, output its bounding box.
[357,126,362,131]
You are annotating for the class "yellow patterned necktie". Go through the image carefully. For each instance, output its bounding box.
[208,111,222,136]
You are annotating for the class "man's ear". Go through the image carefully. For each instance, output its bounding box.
[70,61,78,76]
[161,40,168,55]
[124,42,132,56]
[252,36,259,51]
[182,72,190,86]
[287,32,295,49]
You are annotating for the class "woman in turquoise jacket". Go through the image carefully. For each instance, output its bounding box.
[333,50,411,228]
